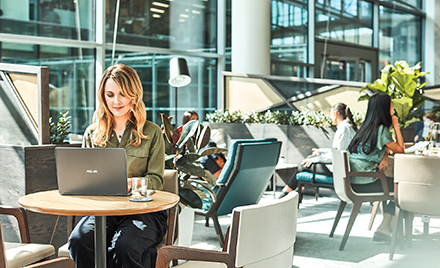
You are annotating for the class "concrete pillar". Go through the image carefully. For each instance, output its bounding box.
[232,0,271,75]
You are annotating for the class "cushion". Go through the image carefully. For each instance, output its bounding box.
[5,242,55,268]
[296,171,333,185]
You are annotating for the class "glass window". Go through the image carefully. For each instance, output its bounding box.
[379,5,422,70]
[106,52,217,125]
[106,0,217,52]
[0,0,94,41]
[0,43,95,135]
[316,0,373,47]
[380,0,422,9]
[270,0,308,66]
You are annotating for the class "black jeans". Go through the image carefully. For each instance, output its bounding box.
[351,177,395,215]
[68,211,167,268]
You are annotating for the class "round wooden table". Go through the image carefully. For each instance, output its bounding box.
[19,190,180,268]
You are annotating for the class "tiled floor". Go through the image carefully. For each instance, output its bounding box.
[190,188,440,267]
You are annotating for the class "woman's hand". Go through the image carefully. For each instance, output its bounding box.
[392,115,400,128]
[378,158,388,171]
[301,158,315,168]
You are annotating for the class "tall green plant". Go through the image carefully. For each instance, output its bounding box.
[359,61,429,127]
[161,114,227,209]
[49,111,71,144]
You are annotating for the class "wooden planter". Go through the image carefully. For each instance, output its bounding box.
[0,144,79,250]
[206,123,336,165]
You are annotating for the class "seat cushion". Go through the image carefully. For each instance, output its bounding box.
[296,171,333,184]
[175,260,227,268]
[5,242,55,268]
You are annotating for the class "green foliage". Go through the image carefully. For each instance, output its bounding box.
[161,114,227,208]
[49,111,71,144]
[359,60,429,127]
[207,109,340,127]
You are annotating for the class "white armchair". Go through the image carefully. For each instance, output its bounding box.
[156,192,299,268]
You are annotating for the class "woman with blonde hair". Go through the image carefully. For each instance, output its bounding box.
[68,64,166,268]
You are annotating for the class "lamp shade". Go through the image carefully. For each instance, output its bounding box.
[169,57,191,87]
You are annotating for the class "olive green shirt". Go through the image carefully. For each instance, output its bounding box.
[82,121,165,190]
[348,125,393,184]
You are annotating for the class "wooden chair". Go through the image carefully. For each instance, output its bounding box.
[58,170,179,261]
[329,149,394,250]
[389,154,440,260]
[157,192,299,268]
[0,206,59,268]
[196,139,282,247]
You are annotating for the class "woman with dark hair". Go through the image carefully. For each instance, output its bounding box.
[279,102,357,197]
[347,92,404,241]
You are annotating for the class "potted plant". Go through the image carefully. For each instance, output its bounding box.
[49,111,72,144]
[161,114,227,209]
[358,60,429,128]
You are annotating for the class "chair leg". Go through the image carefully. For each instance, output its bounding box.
[205,216,210,227]
[212,214,225,248]
[368,201,380,230]
[314,187,319,201]
[405,212,414,248]
[389,206,403,260]
[330,201,347,237]
[297,183,303,205]
[339,201,362,251]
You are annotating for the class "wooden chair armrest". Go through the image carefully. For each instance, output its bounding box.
[156,246,233,268]
[25,257,75,268]
[0,206,30,243]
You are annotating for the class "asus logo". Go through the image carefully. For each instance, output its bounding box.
[86,170,98,174]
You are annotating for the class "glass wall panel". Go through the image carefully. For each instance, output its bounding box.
[379,6,422,69]
[106,0,217,52]
[271,0,308,65]
[106,52,217,125]
[0,43,95,135]
[380,0,422,9]
[316,0,373,47]
[0,0,94,41]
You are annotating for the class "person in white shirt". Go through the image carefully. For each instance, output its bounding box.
[279,102,357,198]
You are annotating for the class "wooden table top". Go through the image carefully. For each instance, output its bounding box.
[18,190,180,217]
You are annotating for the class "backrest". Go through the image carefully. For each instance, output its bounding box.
[216,138,278,184]
[214,140,282,216]
[227,192,298,268]
[162,170,178,195]
[331,149,351,203]
[161,170,179,246]
[394,154,440,216]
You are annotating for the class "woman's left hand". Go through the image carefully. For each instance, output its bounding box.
[378,158,388,171]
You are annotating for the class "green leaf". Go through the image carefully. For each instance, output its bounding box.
[176,120,199,149]
[176,162,205,177]
[392,97,413,123]
[197,125,211,151]
[178,186,202,208]
[390,71,417,97]
[186,138,195,153]
[177,153,201,164]
[200,147,228,156]
[161,113,174,144]
[164,154,176,162]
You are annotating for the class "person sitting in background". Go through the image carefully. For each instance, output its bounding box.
[279,102,357,198]
[172,110,198,145]
[347,93,404,241]
[414,111,435,143]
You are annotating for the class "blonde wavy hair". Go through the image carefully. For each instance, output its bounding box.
[93,64,148,147]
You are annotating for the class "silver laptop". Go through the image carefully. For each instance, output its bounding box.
[55,147,129,196]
